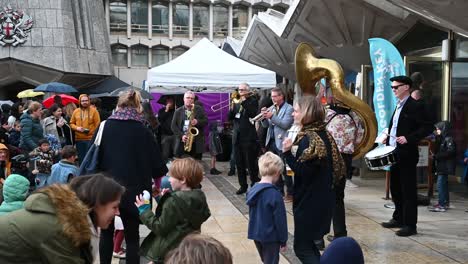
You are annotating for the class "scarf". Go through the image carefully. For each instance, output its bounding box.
[294,121,346,187]
[108,107,145,123]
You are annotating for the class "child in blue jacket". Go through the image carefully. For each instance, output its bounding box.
[247,152,288,264]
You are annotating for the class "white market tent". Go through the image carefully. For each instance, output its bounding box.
[147,38,276,93]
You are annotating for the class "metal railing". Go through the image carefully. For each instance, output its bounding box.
[173,25,189,35]
[152,24,170,34]
[110,23,127,32]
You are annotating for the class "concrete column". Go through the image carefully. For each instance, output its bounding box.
[127,46,132,68]
[148,0,152,39]
[248,5,252,23]
[168,1,173,40]
[148,47,152,68]
[169,47,173,61]
[228,4,233,37]
[127,0,131,39]
[209,3,213,41]
[105,0,110,33]
[189,2,193,41]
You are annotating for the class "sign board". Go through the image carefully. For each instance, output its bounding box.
[417,145,429,167]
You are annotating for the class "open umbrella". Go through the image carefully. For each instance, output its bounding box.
[34,82,78,93]
[157,94,184,107]
[110,86,153,100]
[43,94,78,108]
[17,89,45,98]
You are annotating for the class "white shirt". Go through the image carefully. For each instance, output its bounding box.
[389,95,410,147]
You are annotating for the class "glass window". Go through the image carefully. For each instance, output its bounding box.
[152,46,169,67]
[152,1,169,34]
[131,45,149,67]
[455,34,468,60]
[111,44,128,66]
[110,0,127,32]
[450,62,468,176]
[232,4,248,38]
[131,0,148,33]
[271,5,287,14]
[193,4,209,36]
[213,4,228,37]
[252,5,267,16]
[172,46,188,60]
[173,3,189,35]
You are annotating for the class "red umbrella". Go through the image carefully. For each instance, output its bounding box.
[43,94,78,108]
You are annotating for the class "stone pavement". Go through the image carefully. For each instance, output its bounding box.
[115,158,468,263]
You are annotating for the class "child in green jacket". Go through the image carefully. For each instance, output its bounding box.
[135,157,211,263]
[0,174,30,215]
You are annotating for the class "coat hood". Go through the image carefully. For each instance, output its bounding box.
[320,237,364,264]
[19,111,32,121]
[0,143,11,176]
[2,174,29,203]
[173,190,211,227]
[435,121,451,137]
[79,94,89,108]
[246,183,277,206]
[24,184,91,247]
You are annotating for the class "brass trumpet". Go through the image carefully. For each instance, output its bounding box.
[249,105,274,125]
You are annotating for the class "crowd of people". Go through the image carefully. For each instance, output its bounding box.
[0,73,466,264]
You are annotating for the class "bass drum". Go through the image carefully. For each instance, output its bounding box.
[364,146,398,170]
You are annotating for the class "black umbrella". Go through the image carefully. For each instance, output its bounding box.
[157,94,184,107]
[110,86,153,100]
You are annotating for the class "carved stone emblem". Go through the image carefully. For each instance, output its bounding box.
[0,5,33,47]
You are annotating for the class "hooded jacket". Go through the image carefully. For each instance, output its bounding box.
[434,121,456,175]
[70,94,100,141]
[0,174,30,215]
[320,237,364,264]
[0,143,11,179]
[246,183,288,245]
[0,185,93,263]
[139,189,211,262]
[19,111,44,151]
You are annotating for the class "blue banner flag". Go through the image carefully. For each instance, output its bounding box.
[368,38,405,136]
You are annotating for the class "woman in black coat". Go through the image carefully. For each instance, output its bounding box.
[282,96,345,264]
[97,90,168,264]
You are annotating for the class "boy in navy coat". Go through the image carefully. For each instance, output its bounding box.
[247,152,288,264]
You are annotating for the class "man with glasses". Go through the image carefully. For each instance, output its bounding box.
[171,91,207,159]
[70,94,100,163]
[229,83,260,194]
[260,88,294,201]
[381,75,433,237]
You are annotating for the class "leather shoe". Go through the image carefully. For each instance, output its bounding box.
[396,226,417,237]
[236,188,247,195]
[381,219,403,228]
[227,169,235,176]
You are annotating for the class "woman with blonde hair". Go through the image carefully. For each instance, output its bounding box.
[97,89,168,264]
[165,234,232,264]
[282,95,345,264]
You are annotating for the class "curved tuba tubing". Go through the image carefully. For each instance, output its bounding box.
[295,43,377,159]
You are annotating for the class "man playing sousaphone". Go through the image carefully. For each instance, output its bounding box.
[172,91,207,160]
[229,83,260,195]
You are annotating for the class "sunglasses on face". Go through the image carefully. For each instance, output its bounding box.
[391,84,406,90]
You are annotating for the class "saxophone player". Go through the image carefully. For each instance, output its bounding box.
[171,91,207,159]
[229,83,260,195]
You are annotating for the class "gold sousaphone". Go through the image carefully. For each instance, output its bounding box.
[295,43,377,159]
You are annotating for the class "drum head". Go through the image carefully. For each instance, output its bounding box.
[365,146,396,159]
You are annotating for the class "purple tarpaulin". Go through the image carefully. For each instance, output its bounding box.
[151,93,230,151]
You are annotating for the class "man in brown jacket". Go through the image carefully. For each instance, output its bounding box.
[70,94,100,163]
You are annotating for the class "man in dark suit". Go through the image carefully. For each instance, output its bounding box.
[381,75,433,237]
[171,91,207,159]
[229,83,260,194]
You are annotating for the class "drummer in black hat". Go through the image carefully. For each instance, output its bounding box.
[381,75,433,236]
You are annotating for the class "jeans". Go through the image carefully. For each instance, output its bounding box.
[254,241,280,264]
[437,174,449,207]
[294,241,321,264]
[75,140,90,165]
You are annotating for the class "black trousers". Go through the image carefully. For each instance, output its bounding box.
[267,141,293,195]
[390,159,418,229]
[331,153,351,237]
[235,141,260,189]
[100,205,141,264]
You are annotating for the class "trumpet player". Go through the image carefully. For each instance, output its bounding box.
[171,91,207,159]
[229,83,260,195]
[260,88,294,201]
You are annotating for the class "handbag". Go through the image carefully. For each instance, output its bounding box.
[79,121,106,175]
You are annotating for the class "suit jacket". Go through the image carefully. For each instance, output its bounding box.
[229,96,258,144]
[387,96,433,163]
[171,105,208,154]
[261,102,294,150]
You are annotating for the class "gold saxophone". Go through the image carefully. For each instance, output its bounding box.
[184,104,199,153]
[295,43,377,159]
